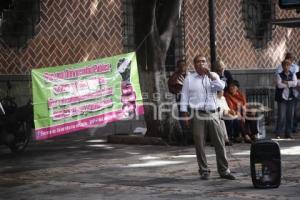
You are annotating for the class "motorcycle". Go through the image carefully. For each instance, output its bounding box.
[0,95,33,154]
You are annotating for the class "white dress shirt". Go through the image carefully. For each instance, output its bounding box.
[293,79,300,99]
[180,72,225,112]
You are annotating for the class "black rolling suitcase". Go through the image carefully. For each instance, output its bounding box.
[250,139,281,188]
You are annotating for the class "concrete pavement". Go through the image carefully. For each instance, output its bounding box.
[0,132,300,200]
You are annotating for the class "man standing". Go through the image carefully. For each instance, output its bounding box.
[215,59,233,88]
[168,59,188,99]
[168,59,189,145]
[180,55,235,180]
[276,52,299,74]
[275,59,297,138]
[275,52,299,133]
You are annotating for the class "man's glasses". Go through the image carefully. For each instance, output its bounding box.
[196,60,207,63]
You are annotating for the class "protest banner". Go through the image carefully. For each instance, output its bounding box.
[32,52,143,140]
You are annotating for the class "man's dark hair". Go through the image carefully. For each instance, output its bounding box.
[193,55,206,64]
[282,59,292,67]
[228,80,240,88]
[285,52,294,60]
[176,59,186,66]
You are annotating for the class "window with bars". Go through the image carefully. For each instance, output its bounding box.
[122,0,135,52]
[241,0,274,49]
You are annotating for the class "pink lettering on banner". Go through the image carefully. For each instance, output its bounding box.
[77,81,88,91]
[51,99,113,120]
[53,77,107,95]
[121,92,136,103]
[43,64,111,82]
[48,87,113,108]
[122,103,136,113]
[35,105,144,140]
[121,85,133,95]
[53,84,70,94]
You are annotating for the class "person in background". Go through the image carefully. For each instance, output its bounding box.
[180,55,235,180]
[168,59,189,145]
[215,59,233,89]
[216,90,237,146]
[276,52,299,133]
[168,59,188,99]
[224,80,256,143]
[293,69,300,133]
[275,59,297,139]
[276,52,299,74]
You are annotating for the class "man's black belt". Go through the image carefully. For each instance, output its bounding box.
[196,109,219,113]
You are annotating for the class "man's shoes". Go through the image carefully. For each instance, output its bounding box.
[251,135,258,141]
[244,134,252,143]
[234,136,243,143]
[220,173,236,180]
[225,141,233,146]
[200,172,210,180]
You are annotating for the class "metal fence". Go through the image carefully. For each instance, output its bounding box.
[231,69,276,124]
[246,88,275,124]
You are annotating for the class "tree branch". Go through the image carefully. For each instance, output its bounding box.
[156,0,183,51]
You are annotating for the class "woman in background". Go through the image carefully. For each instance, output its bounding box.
[224,80,255,143]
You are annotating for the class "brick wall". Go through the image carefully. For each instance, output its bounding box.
[2,0,299,73]
[0,0,123,106]
[184,0,300,69]
[1,0,299,106]
[0,0,123,74]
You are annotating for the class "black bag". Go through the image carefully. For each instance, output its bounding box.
[250,139,281,188]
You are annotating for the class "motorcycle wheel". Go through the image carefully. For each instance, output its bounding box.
[9,121,31,154]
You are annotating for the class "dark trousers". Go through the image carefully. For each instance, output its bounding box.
[293,99,299,132]
[276,99,295,136]
[176,102,190,145]
[224,119,241,141]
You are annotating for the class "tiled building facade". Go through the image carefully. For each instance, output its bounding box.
[0,0,123,75]
[184,0,300,69]
[0,0,299,105]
